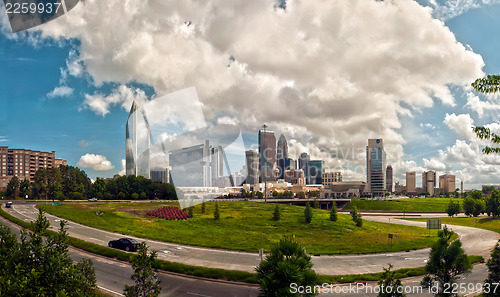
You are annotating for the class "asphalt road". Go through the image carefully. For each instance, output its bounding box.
[0,211,259,297]
[3,202,500,296]
[5,203,499,275]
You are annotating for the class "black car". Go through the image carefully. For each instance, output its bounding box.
[5,201,12,208]
[108,238,139,252]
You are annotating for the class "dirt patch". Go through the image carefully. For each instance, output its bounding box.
[119,208,150,218]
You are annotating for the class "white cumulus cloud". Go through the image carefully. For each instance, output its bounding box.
[47,86,74,98]
[76,153,115,171]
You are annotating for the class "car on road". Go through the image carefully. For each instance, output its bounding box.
[108,238,139,252]
[88,198,98,202]
[5,201,12,208]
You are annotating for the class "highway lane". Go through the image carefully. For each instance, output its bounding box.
[0,211,259,297]
[6,202,499,275]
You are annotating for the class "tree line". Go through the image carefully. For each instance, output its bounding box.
[446,189,500,218]
[2,165,177,201]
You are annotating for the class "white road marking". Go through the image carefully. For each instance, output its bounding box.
[98,285,124,296]
[187,292,213,297]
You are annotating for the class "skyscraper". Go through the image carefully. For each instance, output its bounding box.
[245,150,259,185]
[366,139,386,196]
[259,128,277,182]
[406,171,416,194]
[439,174,456,194]
[277,158,295,179]
[126,101,151,178]
[422,171,436,196]
[386,165,393,193]
[276,134,288,160]
[307,160,325,185]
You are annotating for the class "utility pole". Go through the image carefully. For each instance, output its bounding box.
[262,124,268,203]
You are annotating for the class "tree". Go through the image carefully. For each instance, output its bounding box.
[471,190,483,200]
[201,201,206,214]
[304,202,313,224]
[256,191,264,199]
[471,76,500,154]
[377,264,406,297]
[486,189,500,217]
[124,242,161,297]
[484,240,500,296]
[446,200,460,217]
[330,202,338,222]
[32,167,62,200]
[0,209,99,296]
[273,204,280,221]
[18,178,30,198]
[313,199,319,209]
[90,177,106,199]
[5,176,19,199]
[214,202,220,220]
[256,238,318,297]
[421,226,472,296]
[463,197,475,217]
[473,199,485,217]
[351,206,363,227]
[188,206,194,218]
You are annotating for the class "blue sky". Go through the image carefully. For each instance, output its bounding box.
[1,0,500,189]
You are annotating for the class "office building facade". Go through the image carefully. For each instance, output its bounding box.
[277,157,295,179]
[150,168,169,183]
[276,134,289,160]
[126,101,151,178]
[258,129,277,182]
[0,146,66,191]
[284,169,305,185]
[406,171,416,194]
[422,171,436,196]
[386,165,393,193]
[322,172,342,185]
[366,139,386,196]
[245,150,259,185]
[307,160,325,185]
[439,174,456,194]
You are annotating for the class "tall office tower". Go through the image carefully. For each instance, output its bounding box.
[276,134,289,160]
[126,101,151,178]
[406,171,416,194]
[307,160,325,184]
[439,174,456,194]
[386,165,393,193]
[0,146,66,191]
[366,139,386,196]
[259,129,277,182]
[277,158,295,179]
[210,145,224,180]
[422,171,436,196]
[298,152,309,171]
[245,150,259,185]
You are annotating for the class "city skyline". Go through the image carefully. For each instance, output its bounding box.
[1,1,500,188]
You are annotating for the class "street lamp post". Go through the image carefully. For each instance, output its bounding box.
[263,125,268,202]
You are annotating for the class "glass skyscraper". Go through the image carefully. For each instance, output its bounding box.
[125,101,151,178]
[366,139,386,197]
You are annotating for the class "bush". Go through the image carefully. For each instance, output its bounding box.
[131,193,139,200]
[351,206,362,227]
[304,202,313,224]
[330,202,338,222]
[214,202,220,220]
[273,204,280,221]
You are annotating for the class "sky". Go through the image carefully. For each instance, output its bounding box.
[1,0,500,189]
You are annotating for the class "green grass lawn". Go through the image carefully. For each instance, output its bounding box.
[407,216,500,234]
[39,201,436,255]
[344,198,463,212]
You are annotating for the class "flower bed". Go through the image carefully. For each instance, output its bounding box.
[146,206,189,220]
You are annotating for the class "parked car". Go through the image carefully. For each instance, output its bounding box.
[88,198,98,202]
[108,238,139,252]
[5,201,12,208]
